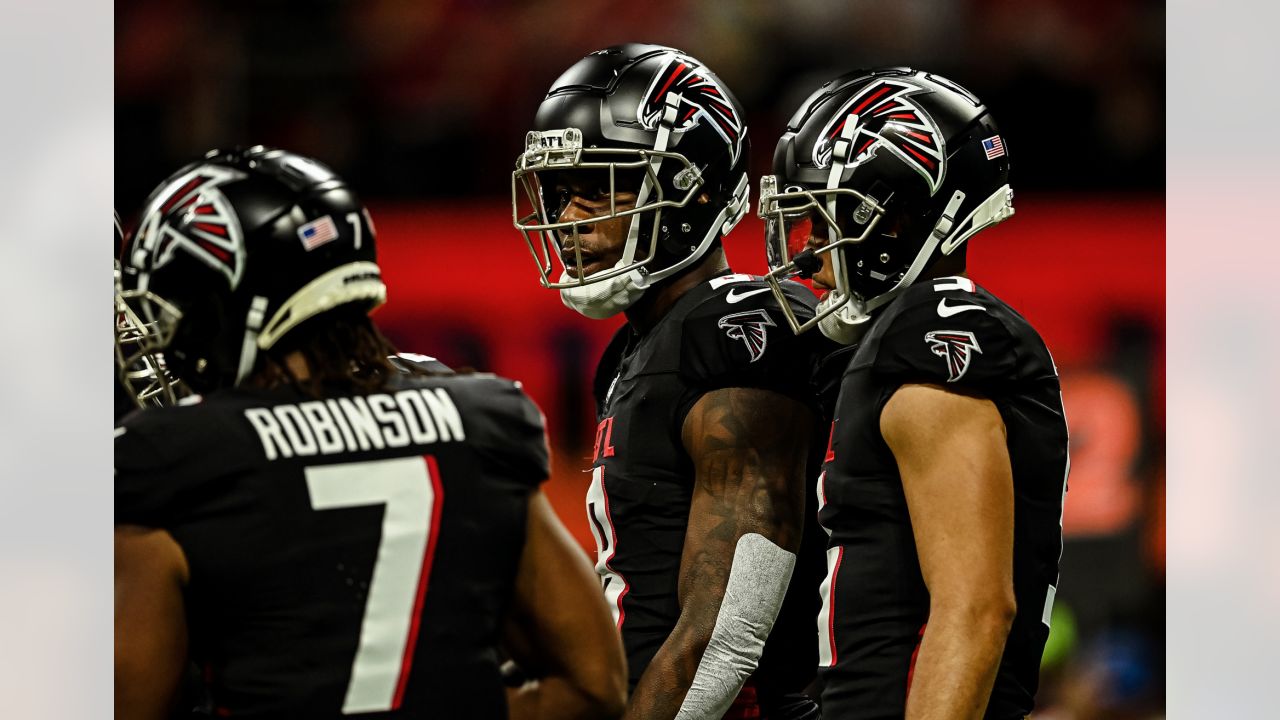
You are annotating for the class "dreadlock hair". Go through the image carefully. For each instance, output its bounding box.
[252,305,420,398]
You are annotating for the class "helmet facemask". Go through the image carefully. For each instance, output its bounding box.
[114,276,184,407]
[512,127,700,290]
[513,84,751,318]
[758,173,888,339]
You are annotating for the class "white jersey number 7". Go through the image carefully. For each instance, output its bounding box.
[306,455,444,715]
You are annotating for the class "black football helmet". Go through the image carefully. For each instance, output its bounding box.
[117,147,385,394]
[513,43,751,317]
[759,68,1014,338]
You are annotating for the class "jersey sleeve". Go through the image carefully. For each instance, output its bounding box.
[468,377,551,487]
[677,282,825,421]
[389,353,454,375]
[114,412,188,527]
[871,298,1019,392]
[115,400,253,528]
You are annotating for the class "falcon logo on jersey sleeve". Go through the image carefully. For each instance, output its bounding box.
[924,330,983,382]
[718,309,776,363]
[638,52,744,165]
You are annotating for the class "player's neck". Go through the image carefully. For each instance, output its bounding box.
[625,248,729,333]
[251,351,313,388]
[920,256,969,284]
[284,352,312,381]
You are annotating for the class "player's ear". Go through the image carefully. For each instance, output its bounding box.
[697,192,710,205]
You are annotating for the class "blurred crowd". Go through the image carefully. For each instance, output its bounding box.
[115,1,1165,716]
[115,0,1164,207]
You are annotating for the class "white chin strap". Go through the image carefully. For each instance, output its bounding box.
[559,261,647,319]
[819,112,865,346]
[234,295,270,384]
[862,184,1016,315]
[631,171,750,290]
[619,90,751,294]
[816,293,873,346]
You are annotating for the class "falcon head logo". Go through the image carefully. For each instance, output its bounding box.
[131,165,247,288]
[924,330,983,382]
[638,52,744,165]
[812,78,946,195]
[719,309,776,363]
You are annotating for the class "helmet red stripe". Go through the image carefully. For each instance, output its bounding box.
[193,222,227,236]
[851,85,893,115]
[901,144,935,168]
[160,177,204,213]
[652,62,687,104]
[159,175,202,211]
[197,239,231,262]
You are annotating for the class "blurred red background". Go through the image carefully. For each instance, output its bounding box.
[116,1,1166,711]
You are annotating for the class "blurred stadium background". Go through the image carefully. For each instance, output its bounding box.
[116,1,1165,717]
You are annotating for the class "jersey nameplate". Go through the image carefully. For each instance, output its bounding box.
[245,388,465,461]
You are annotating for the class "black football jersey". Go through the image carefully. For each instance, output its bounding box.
[816,276,1068,719]
[586,272,835,700]
[115,370,549,719]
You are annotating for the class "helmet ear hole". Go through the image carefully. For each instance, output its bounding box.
[163,289,230,393]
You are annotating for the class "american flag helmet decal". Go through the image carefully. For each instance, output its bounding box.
[981,135,1006,160]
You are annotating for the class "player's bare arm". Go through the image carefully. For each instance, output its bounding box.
[882,383,1017,720]
[114,524,190,720]
[505,490,627,720]
[624,387,812,720]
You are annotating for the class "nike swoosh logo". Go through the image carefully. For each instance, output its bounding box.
[726,287,771,304]
[937,298,986,318]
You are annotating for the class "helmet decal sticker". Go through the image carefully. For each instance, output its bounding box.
[981,135,1006,160]
[638,52,744,165]
[297,215,341,251]
[718,309,776,363]
[924,330,983,382]
[812,78,947,195]
[134,165,248,288]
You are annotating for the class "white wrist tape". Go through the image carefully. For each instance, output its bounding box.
[675,532,796,720]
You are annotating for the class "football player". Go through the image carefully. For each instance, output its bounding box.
[114,147,626,720]
[757,68,1070,719]
[513,45,832,720]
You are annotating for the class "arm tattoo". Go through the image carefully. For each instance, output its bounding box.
[624,387,814,719]
[679,386,810,587]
